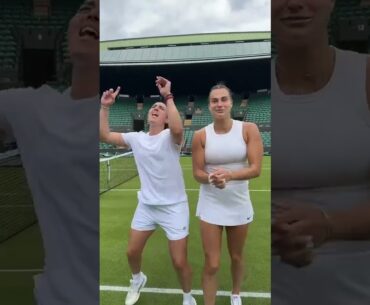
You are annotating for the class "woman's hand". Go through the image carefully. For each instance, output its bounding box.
[272,200,332,267]
[155,76,171,97]
[208,168,233,189]
[101,86,121,107]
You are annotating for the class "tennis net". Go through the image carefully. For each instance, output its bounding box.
[99,151,138,194]
[0,149,36,243]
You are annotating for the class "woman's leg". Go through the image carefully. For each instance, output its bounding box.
[126,228,155,274]
[200,220,223,305]
[168,237,193,293]
[225,224,249,294]
[125,228,154,305]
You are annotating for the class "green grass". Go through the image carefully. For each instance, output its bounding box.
[100,156,271,305]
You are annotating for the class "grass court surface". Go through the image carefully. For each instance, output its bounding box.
[100,156,271,305]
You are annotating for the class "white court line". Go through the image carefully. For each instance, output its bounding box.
[109,189,270,192]
[0,272,271,298]
[0,270,271,299]
[0,269,43,272]
[100,285,271,299]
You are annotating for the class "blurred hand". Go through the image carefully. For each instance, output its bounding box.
[155,76,171,97]
[272,200,331,267]
[273,230,315,267]
[274,202,330,246]
[101,86,121,107]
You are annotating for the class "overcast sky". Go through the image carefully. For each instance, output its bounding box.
[100,0,270,41]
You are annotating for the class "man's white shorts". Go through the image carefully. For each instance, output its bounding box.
[131,201,189,240]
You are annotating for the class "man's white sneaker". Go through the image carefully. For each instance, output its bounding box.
[125,273,147,305]
[230,294,242,305]
[183,296,197,305]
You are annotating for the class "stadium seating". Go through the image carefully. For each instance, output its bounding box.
[183,128,195,152]
[333,0,370,19]
[102,93,271,154]
[105,94,272,128]
[0,0,79,76]
[261,131,271,148]
[330,0,370,44]
[108,98,136,127]
[245,94,271,124]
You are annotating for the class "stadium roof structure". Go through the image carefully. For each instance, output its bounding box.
[100,32,271,66]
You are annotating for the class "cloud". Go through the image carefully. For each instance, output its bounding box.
[100,0,270,41]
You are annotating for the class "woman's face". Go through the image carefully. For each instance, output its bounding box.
[208,88,233,120]
[272,0,334,46]
[67,0,99,65]
[147,102,168,126]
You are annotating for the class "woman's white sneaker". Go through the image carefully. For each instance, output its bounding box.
[230,294,242,305]
[183,296,197,305]
[125,273,147,305]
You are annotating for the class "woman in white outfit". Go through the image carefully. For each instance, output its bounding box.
[0,1,99,304]
[192,83,263,305]
[272,0,370,304]
[100,77,196,305]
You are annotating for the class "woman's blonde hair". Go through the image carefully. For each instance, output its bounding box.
[208,82,233,102]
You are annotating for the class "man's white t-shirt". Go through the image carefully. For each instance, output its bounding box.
[123,129,187,205]
[0,85,99,305]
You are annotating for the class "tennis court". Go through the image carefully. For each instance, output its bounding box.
[100,156,271,305]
